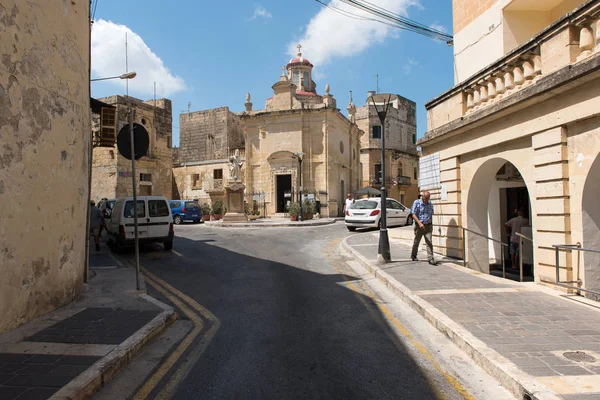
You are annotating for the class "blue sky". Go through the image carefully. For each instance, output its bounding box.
[90,0,454,145]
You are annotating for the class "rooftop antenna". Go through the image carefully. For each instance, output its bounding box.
[153,82,156,107]
[125,32,129,97]
[376,73,379,94]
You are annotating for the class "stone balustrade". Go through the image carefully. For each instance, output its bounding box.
[464,51,542,114]
[463,6,600,116]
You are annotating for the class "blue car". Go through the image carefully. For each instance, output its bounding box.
[169,200,202,224]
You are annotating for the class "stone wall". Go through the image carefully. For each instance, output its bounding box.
[0,0,90,333]
[179,107,230,163]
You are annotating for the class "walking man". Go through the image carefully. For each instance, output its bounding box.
[411,191,436,265]
[343,193,354,214]
[89,200,104,252]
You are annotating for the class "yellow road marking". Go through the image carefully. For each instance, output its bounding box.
[322,240,475,400]
[133,273,203,399]
[130,263,220,399]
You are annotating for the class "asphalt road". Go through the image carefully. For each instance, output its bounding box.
[127,223,507,400]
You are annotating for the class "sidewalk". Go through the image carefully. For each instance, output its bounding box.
[343,230,600,400]
[205,217,339,228]
[0,243,176,400]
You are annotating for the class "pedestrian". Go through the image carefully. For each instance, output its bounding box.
[89,200,104,252]
[343,193,354,214]
[410,191,436,265]
[505,209,529,269]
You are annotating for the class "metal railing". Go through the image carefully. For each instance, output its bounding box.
[460,226,509,279]
[516,232,533,283]
[553,243,600,297]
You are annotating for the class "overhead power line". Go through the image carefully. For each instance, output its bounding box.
[315,0,453,45]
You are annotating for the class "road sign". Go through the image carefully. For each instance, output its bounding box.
[117,123,149,160]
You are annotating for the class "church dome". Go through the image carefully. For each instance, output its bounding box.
[287,44,313,67]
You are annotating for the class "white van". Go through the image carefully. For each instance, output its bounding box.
[106,196,174,251]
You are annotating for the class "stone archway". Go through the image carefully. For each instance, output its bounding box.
[582,154,600,298]
[466,158,533,276]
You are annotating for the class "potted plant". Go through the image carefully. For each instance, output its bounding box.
[302,199,316,220]
[211,199,224,220]
[201,203,211,222]
[288,202,300,221]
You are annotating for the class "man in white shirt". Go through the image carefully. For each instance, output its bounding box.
[505,209,529,269]
[343,193,354,214]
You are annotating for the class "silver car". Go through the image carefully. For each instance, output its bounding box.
[345,197,412,232]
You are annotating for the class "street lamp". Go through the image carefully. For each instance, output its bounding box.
[86,71,137,285]
[90,71,137,81]
[369,94,393,263]
[293,152,305,221]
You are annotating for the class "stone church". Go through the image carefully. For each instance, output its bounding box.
[173,47,363,217]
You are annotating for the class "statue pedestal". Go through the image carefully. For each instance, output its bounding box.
[223,181,248,223]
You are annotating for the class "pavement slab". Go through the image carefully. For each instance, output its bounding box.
[0,246,176,400]
[344,232,600,400]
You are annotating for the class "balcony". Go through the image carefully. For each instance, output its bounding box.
[424,1,600,136]
[395,176,412,186]
[206,178,224,194]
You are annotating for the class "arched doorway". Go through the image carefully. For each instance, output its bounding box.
[582,154,600,299]
[466,158,533,280]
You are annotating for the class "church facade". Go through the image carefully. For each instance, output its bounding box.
[173,47,363,217]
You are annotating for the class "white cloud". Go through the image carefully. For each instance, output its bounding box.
[91,19,185,97]
[429,22,447,33]
[249,5,272,20]
[289,0,420,69]
[402,58,419,74]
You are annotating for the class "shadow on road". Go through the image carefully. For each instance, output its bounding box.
[116,232,442,400]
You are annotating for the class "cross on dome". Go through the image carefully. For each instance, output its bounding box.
[297,44,302,56]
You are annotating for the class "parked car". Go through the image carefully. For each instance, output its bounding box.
[97,198,116,219]
[106,196,174,251]
[169,200,202,224]
[345,197,412,232]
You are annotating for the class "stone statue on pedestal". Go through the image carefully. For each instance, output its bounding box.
[228,149,243,182]
[223,149,248,223]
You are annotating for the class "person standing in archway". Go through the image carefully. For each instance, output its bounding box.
[411,191,436,265]
[505,209,529,269]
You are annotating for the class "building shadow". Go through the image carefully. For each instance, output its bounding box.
[116,232,441,399]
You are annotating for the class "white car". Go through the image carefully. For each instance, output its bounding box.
[106,196,174,251]
[345,197,412,232]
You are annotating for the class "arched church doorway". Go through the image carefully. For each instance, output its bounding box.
[582,154,600,299]
[466,159,534,281]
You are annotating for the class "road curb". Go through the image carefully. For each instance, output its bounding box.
[49,296,178,400]
[205,219,337,228]
[341,237,560,400]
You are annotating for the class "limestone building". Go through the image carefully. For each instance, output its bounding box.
[173,47,363,217]
[0,0,90,332]
[172,107,245,205]
[420,0,600,296]
[355,92,419,206]
[91,95,173,201]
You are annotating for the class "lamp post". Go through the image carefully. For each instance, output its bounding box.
[369,94,392,263]
[293,152,305,221]
[91,71,137,81]
[87,71,137,285]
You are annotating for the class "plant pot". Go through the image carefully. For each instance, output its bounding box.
[202,215,210,222]
[290,215,298,221]
[302,213,313,220]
